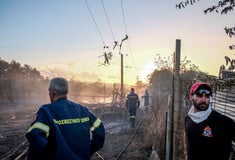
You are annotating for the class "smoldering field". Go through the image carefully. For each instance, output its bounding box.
[0,78,175,160]
[0,78,118,158]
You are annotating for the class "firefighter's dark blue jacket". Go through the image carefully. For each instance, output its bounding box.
[26,97,105,160]
[126,92,140,109]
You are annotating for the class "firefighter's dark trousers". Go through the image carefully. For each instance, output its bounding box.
[128,106,137,128]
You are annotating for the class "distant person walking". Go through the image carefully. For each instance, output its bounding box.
[184,82,235,160]
[125,88,140,128]
[141,89,150,116]
[26,77,105,160]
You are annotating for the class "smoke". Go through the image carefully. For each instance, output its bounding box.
[39,66,100,83]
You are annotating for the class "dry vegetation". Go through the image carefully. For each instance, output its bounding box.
[143,95,185,160]
[144,96,168,159]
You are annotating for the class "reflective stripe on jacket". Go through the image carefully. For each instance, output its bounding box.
[26,97,105,160]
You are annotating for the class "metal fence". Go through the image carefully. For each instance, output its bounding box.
[212,89,235,121]
[212,87,235,154]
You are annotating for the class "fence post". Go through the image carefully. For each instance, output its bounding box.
[172,39,181,160]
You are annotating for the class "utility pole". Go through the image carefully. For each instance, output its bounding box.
[121,53,124,103]
[118,35,128,104]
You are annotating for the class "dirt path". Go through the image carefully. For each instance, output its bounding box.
[94,113,150,160]
[0,105,151,160]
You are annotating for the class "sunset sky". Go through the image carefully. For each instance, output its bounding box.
[0,0,234,85]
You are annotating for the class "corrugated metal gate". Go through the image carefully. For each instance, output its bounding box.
[211,86,235,158]
[212,88,235,121]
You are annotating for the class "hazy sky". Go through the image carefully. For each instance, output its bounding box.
[0,0,234,85]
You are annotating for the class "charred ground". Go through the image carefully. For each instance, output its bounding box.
[0,103,153,160]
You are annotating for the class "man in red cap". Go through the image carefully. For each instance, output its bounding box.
[125,87,140,128]
[184,82,235,160]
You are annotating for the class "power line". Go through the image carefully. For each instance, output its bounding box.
[84,0,141,84]
[120,0,128,35]
[85,0,113,66]
[100,0,116,42]
[119,0,138,79]
[85,0,106,46]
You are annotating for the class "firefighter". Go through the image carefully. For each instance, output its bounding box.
[26,77,105,160]
[125,88,140,128]
[141,89,150,116]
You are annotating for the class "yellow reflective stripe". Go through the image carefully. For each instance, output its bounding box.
[81,117,89,123]
[53,117,90,125]
[27,122,50,137]
[90,118,102,131]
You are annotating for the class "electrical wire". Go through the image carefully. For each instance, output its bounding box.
[120,0,139,81]
[100,0,116,42]
[120,0,128,35]
[85,0,106,47]
[85,0,142,84]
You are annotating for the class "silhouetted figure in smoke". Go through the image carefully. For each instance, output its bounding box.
[141,89,150,116]
[125,88,140,128]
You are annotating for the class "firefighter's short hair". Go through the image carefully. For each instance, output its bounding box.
[49,77,68,96]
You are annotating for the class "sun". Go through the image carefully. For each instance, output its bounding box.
[140,62,155,83]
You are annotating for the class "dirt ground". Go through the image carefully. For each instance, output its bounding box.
[0,104,152,160]
[93,107,151,160]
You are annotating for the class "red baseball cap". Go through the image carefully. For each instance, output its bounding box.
[190,82,212,95]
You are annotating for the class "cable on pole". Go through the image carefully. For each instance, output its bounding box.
[120,0,128,35]
[85,0,106,47]
[100,0,116,42]
[120,0,138,81]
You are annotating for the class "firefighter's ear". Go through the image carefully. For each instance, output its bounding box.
[49,90,56,97]
[52,91,56,97]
